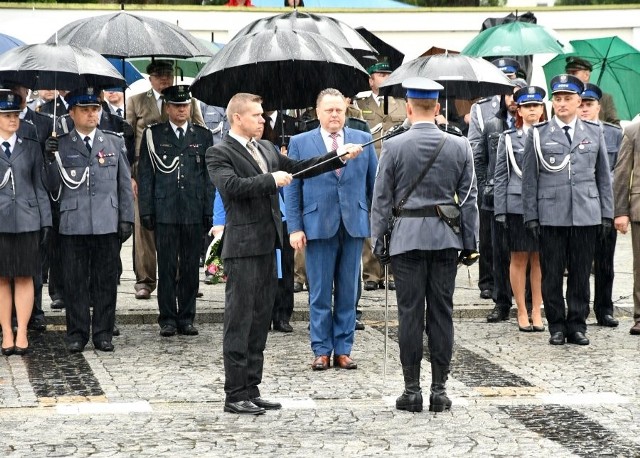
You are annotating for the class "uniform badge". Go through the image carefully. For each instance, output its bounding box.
[549,157,556,164]
[72,136,77,142]
[71,170,77,177]
[579,144,585,150]
[560,75,568,83]
[163,155,167,160]
[98,136,104,142]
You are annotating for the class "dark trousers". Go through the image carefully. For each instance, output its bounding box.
[48,226,64,302]
[61,234,119,346]
[155,223,201,328]
[540,226,597,335]
[223,252,277,402]
[491,219,512,309]
[272,221,294,323]
[391,248,457,368]
[594,228,617,320]
[478,209,494,292]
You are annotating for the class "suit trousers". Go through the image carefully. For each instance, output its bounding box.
[294,249,306,285]
[223,252,277,403]
[391,248,457,368]
[631,223,640,323]
[478,209,494,292]
[540,226,597,335]
[594,228,617,320]
[491,219,512,309]
[61,234,118,346]
[272,220,294,323]
[306,223,363,357]
[133,196,157,292]
[48,225,64,302]
[155,223,201,328]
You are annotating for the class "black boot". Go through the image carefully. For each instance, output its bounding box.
[396,365,423,412]
[429,364,452,412]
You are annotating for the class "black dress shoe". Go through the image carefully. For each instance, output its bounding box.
[50,299,65,310]
[67,341,85,353]
[112,324,121,337]
[14,346,29,356]
[1,346,15,356]
[486,305,509,323]
[363,281,378,291]
[355,320,365,331]
[196,290,204,298]
[160,325,177,337]
[386,281,396,291]
[224,400,265,415]
[480,289,493,299]
[293,282,303,293]
[567,331,589,345]
[28,316,47,332]
[94,340,114,352]
[518,324,534,332]
[549,332,565,346]
[596,315,619,328]
[272,321,293,333]
[250,397,282,410]
[178,324,199,336]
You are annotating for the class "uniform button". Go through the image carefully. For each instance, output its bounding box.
[91,172,95,176]
[572,171,576,175]
[92,192,96,196]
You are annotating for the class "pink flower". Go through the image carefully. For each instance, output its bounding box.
[207,264,218,274]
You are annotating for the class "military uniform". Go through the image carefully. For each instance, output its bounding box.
[137,87,214,333]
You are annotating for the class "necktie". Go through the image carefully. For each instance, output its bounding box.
[562,125,572,144]
[330,133,342,177]
[508,117,515,129]
[246,140,267,173]
[84,136,92,153]
[2,141,10,159]
[177,127,184,142]
[116,108,123,117]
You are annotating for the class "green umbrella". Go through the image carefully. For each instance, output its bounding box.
[129,40,222,79]
[542,36,640,121]
[461,22,572,57]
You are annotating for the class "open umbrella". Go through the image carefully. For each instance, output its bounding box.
[232,11,378,63]
[190,28,369,111]
[0,32,25,54]
[46,11,214,59]
[379,52,514,100]
[0,43,125,91]
[461,22,572,57]
[355,27,404,70]
[106,57,143,86]
[129,40,223,79]
[542,36,640,120]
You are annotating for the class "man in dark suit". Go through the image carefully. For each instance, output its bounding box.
[38,91,69,117]
[206,92,363,415]
[138,85,214,337]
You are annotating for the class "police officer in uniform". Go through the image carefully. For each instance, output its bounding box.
[565,57,619,125]
[137,85,214,337]
[43,87,134,353]
[522,74,613,346]
[578,83,622,327]
[371,77,479,413]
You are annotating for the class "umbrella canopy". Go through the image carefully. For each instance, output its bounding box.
[355,27,404,70]
[190,28,369,111]
[379,53,514,100]
[106,57,143,86]
[0,32,25,55]
[0,43,125,91]
[232,11,378,61]
[129,40,223,79]
[542,36,640,120]
[46,11,214,59]
[461,22,572,57]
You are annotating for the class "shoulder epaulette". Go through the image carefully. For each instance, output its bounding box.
[476,97,492,104]
[582,119,599,127]
[56,131,70,138]
[503,127,517,135]
[603,121,622,130]
[438,124,463,136]
[147,122,162,129]
[102,130,123,137]
[191,123,210,131]
[532,120,549,128]
[37,112,54,119]
[22,118,34,125]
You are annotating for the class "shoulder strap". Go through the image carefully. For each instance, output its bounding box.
[397,134,447,210]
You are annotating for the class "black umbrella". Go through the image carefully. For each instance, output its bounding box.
[190,28,369,111]
[355,27,404,71]
[0,43,125,91]
[232,11,378,63]
[46,11,214,59]
[379,52,514,100]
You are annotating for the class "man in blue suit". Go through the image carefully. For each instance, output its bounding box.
[285,88,378,371]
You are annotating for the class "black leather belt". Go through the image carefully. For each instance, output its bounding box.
[392,206,439,218]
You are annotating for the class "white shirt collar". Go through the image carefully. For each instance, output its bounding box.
[76,129,97,145]
[228,130,254,150]
[169,120,188,137]
[0,133,17,150]
[554,116,577,131]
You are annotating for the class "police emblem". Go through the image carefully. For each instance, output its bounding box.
[560,75,568,83]
[7,93,14,103]
[528,87,536,94]
[87,87,95,96]
[549,157,556,165]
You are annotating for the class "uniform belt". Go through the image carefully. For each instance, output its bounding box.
[392,206,439,218]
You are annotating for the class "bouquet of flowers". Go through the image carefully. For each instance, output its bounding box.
[204,232,225,284]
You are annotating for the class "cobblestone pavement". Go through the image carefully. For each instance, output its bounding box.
[0,235,638,456]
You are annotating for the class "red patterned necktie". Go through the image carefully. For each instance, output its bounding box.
[330,132,342,177]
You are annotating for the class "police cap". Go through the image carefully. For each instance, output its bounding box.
[550,74,584,95]
[565,56,593,72]
[161,85,192,105]
[146,60,174,76]
[402,77,443,100]
[0,89,22,112]
[580,83,602,101]
[514,86,546,105]
[491,57,520,75]
[65,87,101,108]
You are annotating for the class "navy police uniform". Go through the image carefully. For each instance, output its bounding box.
[137,85,214,334]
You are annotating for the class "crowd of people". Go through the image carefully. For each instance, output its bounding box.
[0,50,639,415]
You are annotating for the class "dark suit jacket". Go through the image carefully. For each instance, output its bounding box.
[38,96,68,117]
[23,108,54,150]
[206,134,345,260]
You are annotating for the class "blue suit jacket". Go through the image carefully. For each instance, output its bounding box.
[284,126,377,240]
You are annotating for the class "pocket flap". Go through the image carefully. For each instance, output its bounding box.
[27,199,38,207]
[60,198,78,211]
[358,200,369,211]
[111,195,119,209]
[589,187,600,198]
[303,202,318,215]
[539,188,555,199]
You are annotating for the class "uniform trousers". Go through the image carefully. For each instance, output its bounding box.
[478,209,494,292]
[391,248,457,368]
[491,219,512,309]
[133,196,157,293]
[48,212,64,303]
[272,220,294,323]
[61,234,119,346]
[155,223,201,328]
[594,228,617,320]
[223,252,277,403]
[540,226,597,335]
